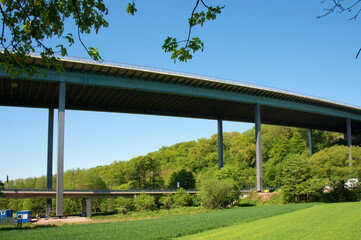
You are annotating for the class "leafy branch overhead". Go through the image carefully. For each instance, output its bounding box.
[0,0,110,78]
[161,1,224,63]
[319,0,361,58]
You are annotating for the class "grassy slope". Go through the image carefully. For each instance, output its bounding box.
[0,204,313,240]
[178,202,361,240]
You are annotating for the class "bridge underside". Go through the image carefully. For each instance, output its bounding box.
[1,77,360,133]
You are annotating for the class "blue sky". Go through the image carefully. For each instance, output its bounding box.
[1,0,361,181]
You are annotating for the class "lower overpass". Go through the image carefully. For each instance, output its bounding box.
[1,189,199,218]
[1,189,198,199]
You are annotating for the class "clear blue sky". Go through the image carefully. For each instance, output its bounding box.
[1,0,361,181]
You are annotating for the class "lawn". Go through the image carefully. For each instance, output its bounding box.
[0,203,313,240]
[178,202,361,240]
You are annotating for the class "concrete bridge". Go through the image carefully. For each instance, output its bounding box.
[1,189,199,217]
[1,55,361,217]
[1,189,198,199]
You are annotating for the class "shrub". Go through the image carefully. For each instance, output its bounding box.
[237,198,258,207]
[197,178,240,209]
[134,193,156,211]
[159,194,173,209]
[116,197,134,213]
[265,192,285,205]
[172,188,195,207]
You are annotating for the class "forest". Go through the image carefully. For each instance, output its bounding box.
[1,125,360,214]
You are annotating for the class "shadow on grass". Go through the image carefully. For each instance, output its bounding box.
[91,210,118,217]
[0,224,58,231]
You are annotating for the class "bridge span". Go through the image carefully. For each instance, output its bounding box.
[1,188,199,217]
[1,189,198,199]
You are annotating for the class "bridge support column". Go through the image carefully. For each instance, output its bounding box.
[218,119,223,170]
[308,129,313,156]
[255,104,263,192]
[47,108,54,217]
[81,199,92,217]
[56,82,66,217]
[346,118,352,165]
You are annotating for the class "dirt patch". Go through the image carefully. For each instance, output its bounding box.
[258,192,280,202]
[34,216,92,225]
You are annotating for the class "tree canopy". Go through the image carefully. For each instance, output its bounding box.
[1,1,359,78]
[0,0,224,78]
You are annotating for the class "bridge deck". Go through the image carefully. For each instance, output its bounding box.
[1,189,199,199]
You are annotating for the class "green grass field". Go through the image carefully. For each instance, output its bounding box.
[0,203,313,240]
[178,202,361,240]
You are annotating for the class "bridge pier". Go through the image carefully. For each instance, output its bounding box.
[308,129,313,156]
[81,199,92,217]
[56,82,66,217]
[346,118,352,165]
[255,104,263,191]
[218,119,223,170]
[46,108,54,217]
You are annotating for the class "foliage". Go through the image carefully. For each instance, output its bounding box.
[237,198,258,207]
[0,0,225,78]
[0,203,314,240]
[159,189,195,209]
[159,194,173,209]
[183,202,361,240]
[63,199,81,214]
[197,177,239,209]
[162,1,224,63]
[282,153,321,203]
[1,125,344,213]
[133,193,156,211]
[309,145,361,202]
[0,0,111,78]
[171,188,195,207]
[115,197,134,213]
[0,180,4,196]
[165,169,196,189]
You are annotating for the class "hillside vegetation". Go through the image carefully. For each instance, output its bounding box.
[2,125,361,214]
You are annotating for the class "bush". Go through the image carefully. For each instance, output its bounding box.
[237,198,258,207]
[159,194,173,209]
[197,178,240,209]
[172,188,195,207]
[320,188,361,203]
[134,193,156,211]
[116,197,134,213]
[265,192,285,205]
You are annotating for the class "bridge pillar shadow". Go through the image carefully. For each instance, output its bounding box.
[81,198,92,217]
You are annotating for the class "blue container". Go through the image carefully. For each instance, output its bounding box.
[0,209,13,218]
[16,210,32,223]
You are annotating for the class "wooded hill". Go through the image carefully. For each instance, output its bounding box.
[5,125,343,191]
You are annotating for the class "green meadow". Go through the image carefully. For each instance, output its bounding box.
[0,203,313,240]
[178,202,361,240]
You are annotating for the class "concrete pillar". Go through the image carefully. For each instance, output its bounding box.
[255,104,263,191]
[308,129,313,156]
[56,82,66,217]
[81,199,92,217]
[46,108,54,216]
[218,119,223,170]
[346,118,352,165]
